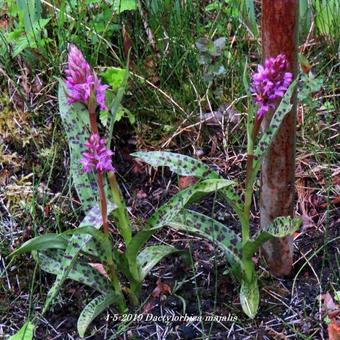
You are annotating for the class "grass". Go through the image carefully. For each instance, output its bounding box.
[0,0,339,338]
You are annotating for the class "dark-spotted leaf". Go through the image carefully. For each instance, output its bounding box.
[137,245,179,280]
[132,151,212,177]
[58,80,97,213]
[34,250,111,294]
[132,151,243,217]
[125,179,236,280]
[77,293,117,337]
[166,209,242,277]
[253,79,298,172]
[148,178,235,228]
[42,203,116,314]
[243,216,301,259]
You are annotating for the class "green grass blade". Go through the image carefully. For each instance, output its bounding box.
[8,320,35,340]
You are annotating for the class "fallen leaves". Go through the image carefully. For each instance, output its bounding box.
[178,176,198,189]
[320,292,340,340]
[143,279,171,313]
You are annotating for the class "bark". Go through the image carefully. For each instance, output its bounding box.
[260,0,299,276]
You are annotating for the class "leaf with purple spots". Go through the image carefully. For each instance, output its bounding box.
[253,79,298,173]
[132,151,243,218]
[166,209,242,277]
[58,80,98,212]
[42,202,116,314]
[34,250,111,294]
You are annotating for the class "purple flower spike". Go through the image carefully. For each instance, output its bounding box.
[251,54,293,119]
[65,45,109,110]
[80,133,115,173]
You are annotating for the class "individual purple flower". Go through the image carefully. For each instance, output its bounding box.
[80,133,115,173]
[65,45,109,110]
[251,54,293,119]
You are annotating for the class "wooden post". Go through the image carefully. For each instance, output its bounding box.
[260,0,299,276]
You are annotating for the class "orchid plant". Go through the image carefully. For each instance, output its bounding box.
[132,54,301,318]
[10,48,301,338]
[10,45,180,337]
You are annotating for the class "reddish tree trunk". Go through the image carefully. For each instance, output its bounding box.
[260,0,299,276]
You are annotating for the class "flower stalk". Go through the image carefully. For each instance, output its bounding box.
[108,171,132,244]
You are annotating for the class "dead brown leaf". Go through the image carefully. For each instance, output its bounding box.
[178,176,198,189]
[328,319,340,340]
[142,279,171,314]
[89,263,109,279]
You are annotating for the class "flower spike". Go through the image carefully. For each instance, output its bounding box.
[80,133,115,173]
[65,44,109,110]
[251,54,293,119]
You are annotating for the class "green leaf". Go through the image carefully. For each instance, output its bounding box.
[58,80,97,212]
[42,203,116,314]
[113,0,137,13]
[105,66,130,139]
[9,321,34,340]
[9,234,68,257]
[125,179,236,280]
[102,67,127,92]
[166,209,242,275]
[64,226,127,282]
[77,293,117,337]
[132,151,243,217]
[253,79,298,172]
[149,179,235,228]
[34,250,111,294]
[132,151,212,177]
[240,278,259,319]
[243,216,301,259]
[137,245,179,280]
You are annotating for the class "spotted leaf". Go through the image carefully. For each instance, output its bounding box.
[240,277,259,319]
[137,245,179,280]
[34,250,111,294]
[132,151,243,217]
[125,179,236,280]
[42,202,116,314]
[243,216,301,259]
[253,79,298,172]
[166,209,242,277]
[77,293,117,337]
[58,80,98,212]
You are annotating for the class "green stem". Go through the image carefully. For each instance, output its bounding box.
[97,172,109,235]
[107,264,127,312]
[108,171,132,244]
